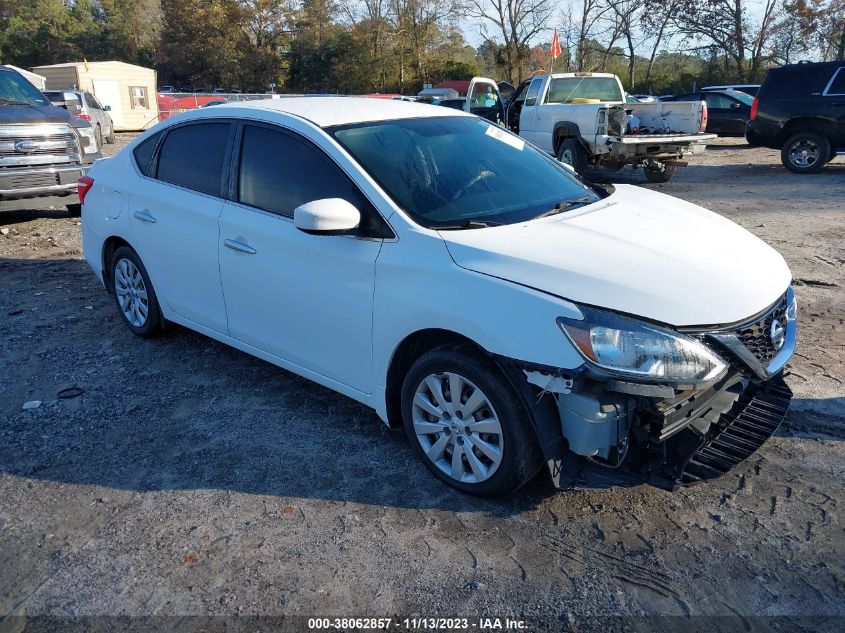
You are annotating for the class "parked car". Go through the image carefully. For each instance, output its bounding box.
[666,89,753,137]
[746,61,845,173]
[702,84,760,97]
[502,73,714,182]
[44,88,116,146]
[158,85,176,93]
[80,97,796,496]
[0,66,100,216]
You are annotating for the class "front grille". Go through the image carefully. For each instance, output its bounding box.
[9,172,60,188]
[0,126,80,166]
[678,378,792,484]
[733,294,788,366]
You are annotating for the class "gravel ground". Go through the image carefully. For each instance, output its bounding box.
[0,135,843,629]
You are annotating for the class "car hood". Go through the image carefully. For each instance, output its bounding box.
[439,185,791,327]
[0,103,87,127]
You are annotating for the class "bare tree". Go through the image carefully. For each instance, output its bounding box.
[468,0,555,82]
[668,0,781,81]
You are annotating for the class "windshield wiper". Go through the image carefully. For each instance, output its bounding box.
[532,196,594,220]
[434,220,502,230]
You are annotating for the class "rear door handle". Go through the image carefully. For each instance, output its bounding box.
[224,238,257,255]
[133,209,156,224]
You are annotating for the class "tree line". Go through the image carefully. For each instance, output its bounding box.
[0,0,842,95]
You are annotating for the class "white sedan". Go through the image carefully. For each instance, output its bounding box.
[80,98,796,496]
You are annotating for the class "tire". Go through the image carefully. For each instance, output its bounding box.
[556,137,587,174]
[94,124,103,149]
[644,163,676,183]
[106,123,116,144]
[109,246,164,338]
[781,132,830,174]
[66,204,81,217]
[400,344,543,497]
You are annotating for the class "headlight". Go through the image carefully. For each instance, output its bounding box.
[558,306,727,385]
[76,127,98,154]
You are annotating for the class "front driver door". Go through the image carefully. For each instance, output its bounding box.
[465,77,504,123]
[218,122,385,394]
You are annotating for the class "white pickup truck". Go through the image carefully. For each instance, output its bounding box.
[455,74,715,182]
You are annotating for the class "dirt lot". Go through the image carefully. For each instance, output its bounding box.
[1,135,843,629]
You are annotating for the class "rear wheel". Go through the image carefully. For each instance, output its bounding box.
[644,162,676,183]
[401,345,542,497]
[781,132,829,174]
[556,137,587,174]
[109,246,164,338]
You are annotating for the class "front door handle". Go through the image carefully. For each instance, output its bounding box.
[133,209,156,224]
[224,238,257,255]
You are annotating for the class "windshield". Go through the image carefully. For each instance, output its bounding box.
[0,70,50,106]
[329,117,600,229]
[546,77,623,103]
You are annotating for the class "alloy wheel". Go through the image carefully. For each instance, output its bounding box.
[411,372,504,484]
[114,257,149,327]
[788,138,820,168]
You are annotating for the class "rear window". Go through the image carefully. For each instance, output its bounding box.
[546,77,623,103]
[133,131,162,176]
[156,122,231,196]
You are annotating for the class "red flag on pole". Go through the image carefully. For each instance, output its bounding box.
[550,29,562,60]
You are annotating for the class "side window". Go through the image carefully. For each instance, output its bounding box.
[132,130,163,176]
[237,124,387,237]
[84,93,100,109]
[468,81,498,110]
[674,94,701,102]
[524,79,543,106]
[704,93,732,109]
[156,122,231,196]
[825,67,845,95]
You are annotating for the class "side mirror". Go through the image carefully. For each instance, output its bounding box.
[294,198,360,235]
[103,104,111,111]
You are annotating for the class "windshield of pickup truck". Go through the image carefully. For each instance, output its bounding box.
[329,116,600,229]
[0,69,50,106]
[546,77,623,103]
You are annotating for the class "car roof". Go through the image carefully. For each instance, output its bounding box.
[206,96,472,127]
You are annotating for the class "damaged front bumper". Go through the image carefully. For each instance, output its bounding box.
[498,289,796,491]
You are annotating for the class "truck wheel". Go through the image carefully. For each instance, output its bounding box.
[67,204,81,217]
[781,132,829,174]
[644,163,676,183]
[557,138,586,174]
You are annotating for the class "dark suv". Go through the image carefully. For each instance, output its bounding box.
[746,61,845,173]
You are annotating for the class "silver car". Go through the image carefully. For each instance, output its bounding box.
[43,89,116,147]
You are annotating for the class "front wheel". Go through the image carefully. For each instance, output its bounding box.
[110,246,164,338]
[781,132,830,174]
[644,162,676,183]
[94,124,103,149]
[401,345,542,497]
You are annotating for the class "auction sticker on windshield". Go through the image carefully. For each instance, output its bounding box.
[485,124,525,151]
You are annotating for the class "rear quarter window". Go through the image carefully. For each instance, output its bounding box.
[132,131,162,177]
